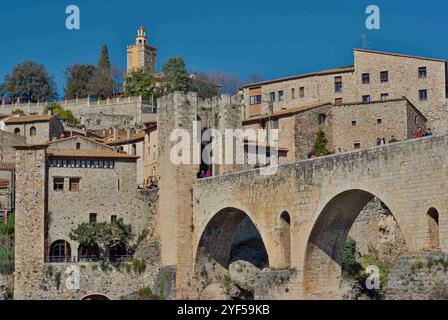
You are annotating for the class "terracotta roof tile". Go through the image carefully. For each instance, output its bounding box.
[0,179,9,187]
[47,149,138,160]
[3,115,54,124]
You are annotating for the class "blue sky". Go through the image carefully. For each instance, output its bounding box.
[0,0,447,96]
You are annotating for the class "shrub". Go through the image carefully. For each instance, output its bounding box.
[342,237,360,276]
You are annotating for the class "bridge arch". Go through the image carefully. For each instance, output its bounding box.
[303,189,408,299]
[194,207,269,288]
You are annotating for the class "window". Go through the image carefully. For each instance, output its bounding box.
[69,178,80,192]
[380,71,389,83]
[418,67,427,78]
[334,77,342,92]
[53,178,64,191]
[381,93,389,101]
[335,98,343,105]
[362,95,371,103]
[291,88,295,100]
[269,92,275,103]
[318,114,327,125]
[377,118,382,124]
[249,95,261,105]
[427,208,439,249]
[272,119,279,129]
[351,120,357,126]
[29,127,37,136]
[419,89,428,101]
[299,87,305,98]
[76,143,81,150]
[354,142,361,149]
[111,215,117,222]
[13,128,20,135]
[362,73,370,84]
[131,144,137,156]
[89,213,97,224]
[117,179,121,191]
[278,90,284,102]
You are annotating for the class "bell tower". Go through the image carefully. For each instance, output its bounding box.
[126,26,157,74]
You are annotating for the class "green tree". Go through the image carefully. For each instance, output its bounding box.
[342,237,360,276]
[88,45,114,98]
[44,102,80,126]
[188,72,220,98]
[63,64,96,99]
[123,67,157,98]
[312,130,331,156]
[162,57,189,94]
[1,61,57,102]
[69,219,134,260]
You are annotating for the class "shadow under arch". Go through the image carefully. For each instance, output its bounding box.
[81,294,110,300]
[194,207,269,285]
[303,189,407,299]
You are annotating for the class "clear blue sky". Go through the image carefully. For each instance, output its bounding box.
[0,0,447,96]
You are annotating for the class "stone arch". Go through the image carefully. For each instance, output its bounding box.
[427,207,440,250]
[194,207,269,287]
[278,211,291,268]
[78,243,100,261]
[303,189,407,299]
[81,293,110,300]
[29,126,37,137]
[49,240,71,263]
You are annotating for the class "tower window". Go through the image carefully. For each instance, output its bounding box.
[362,95,371,103]
[299,87,305,98]
[30,127,37,136]
[89,213,97,224]
[377,118,382,124]
[291,88,295,100]
[419,89,428,101]
[362,73,370,84]
[269,92,275,103]
[419,67,427,78]
[76,143,81,150]
[53,178,64,191]
[354,142,361,149]
[380,71,389,83]
[334,77,342,92]
[352,120,357,126]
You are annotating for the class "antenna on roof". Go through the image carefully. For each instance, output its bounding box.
[361,33,370,49]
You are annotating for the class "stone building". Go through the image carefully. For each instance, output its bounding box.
[13,135,159,300]
[105,129,146,187]
[126,26,157,73]
[0,114,64,144]
[242,98,426,160]
[243,49,447,133]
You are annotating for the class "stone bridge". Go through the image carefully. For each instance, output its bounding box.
[186,134,448,299]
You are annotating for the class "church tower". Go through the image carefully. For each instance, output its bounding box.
[126,26,157,73]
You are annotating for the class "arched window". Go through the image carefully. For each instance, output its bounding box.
[29,126,37,137]
[110,241,128,262]
[13,128,20,135]
[427,208,440,249]
[318,114,327,125]
[49,240,71,263]
[279,211,291,267]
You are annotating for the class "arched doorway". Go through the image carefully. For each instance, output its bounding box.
[110,241,128,262]
[303,190,406,299]
[194,208,269,297]
[427,208,439,250]
[81,294,110,300]
[49,240,71,263]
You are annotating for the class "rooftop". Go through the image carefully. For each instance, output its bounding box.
[354,48,447,63]
[3,114,54,124]
[47,149,139,160]
[0,162,15,171]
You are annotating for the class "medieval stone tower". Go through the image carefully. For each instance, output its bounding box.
[126,26,157,73]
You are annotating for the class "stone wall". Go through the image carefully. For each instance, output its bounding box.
[0,130,25,162]
[387,252,448,300]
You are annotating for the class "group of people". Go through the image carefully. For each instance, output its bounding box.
[376,136,399,146]
[415,127,433,138]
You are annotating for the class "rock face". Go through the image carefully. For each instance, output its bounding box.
[199,283,230,300]
[229,260,260,292]
[349,198,407,267]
